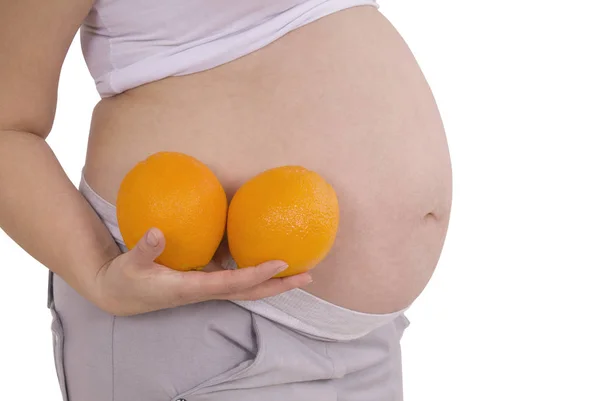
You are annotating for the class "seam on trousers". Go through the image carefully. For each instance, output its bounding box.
[323,343,337,379]
[324,343,341,399]
[111,315,116,401]
[47,271,54,308]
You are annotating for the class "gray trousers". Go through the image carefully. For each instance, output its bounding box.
[49,272,408,401]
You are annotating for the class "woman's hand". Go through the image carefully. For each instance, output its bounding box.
[90,228,312,316]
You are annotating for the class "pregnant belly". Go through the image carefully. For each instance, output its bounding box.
[83,6,452,314]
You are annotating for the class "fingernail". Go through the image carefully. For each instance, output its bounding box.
[146,229,159,247]
[275,263,289,274]
[303,275,313,284]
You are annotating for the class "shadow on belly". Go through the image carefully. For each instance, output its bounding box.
[298,202,451,314]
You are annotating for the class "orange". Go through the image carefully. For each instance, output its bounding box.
[227,166,339,277]
[116,152,227,271]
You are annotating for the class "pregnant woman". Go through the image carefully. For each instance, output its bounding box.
[0,1,452,400]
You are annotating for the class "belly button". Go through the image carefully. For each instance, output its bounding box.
[423,211,438,221]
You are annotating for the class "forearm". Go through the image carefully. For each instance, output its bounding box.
[0,130,121,298]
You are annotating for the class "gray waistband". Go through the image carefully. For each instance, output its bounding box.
[79,174,408,341]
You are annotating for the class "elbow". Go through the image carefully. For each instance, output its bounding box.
[0,116,54,140]
[0,101,56,140]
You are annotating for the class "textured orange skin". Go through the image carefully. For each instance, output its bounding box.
[227,166,339,278]
[116,152,227,271]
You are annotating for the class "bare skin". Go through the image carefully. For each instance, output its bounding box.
[0,2,451,316]
[85,6,452,314]
[0,0,312,317]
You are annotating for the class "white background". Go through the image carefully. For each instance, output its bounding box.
[1,0,599,399]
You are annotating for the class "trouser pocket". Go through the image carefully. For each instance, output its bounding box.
[173,314,337,401]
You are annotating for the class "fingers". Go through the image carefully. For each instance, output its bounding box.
[129,228,165,264]
[223,273,313,301]
[100,232,313,314]
[177,260,300,303]
[201,260,289,294]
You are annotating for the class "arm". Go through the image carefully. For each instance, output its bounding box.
[0,0,311,315]
[0,0,113,296]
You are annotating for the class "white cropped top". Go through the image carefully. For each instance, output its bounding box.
[80,0,379,98]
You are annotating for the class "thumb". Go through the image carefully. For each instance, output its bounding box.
[129,228,165,263]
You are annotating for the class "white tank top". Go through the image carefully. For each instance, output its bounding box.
[80,0,379,98]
